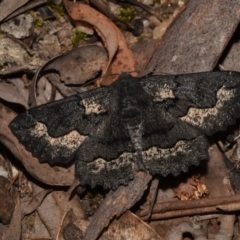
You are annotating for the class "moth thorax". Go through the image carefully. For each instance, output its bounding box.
[127,122,143,151]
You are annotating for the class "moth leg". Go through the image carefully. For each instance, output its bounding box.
[127,122,148,172]
[141,177,159,220]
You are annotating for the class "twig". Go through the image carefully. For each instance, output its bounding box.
[140,194,240,220]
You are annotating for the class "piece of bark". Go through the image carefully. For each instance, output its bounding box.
[219,24,240,72]
[142,0,240,75]
[131,40,159,73]
[83,172,152,240]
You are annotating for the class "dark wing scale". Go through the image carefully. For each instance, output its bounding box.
[74,114,136,188]
[74,80,141,188]
[175,71,240,135]
[9,71,240,189]
[144,135,209,177]
[29,87,110,136]
[75,138,135,189]
[9,87,110,165]
[140,71,240,135]
[138,71,240,176]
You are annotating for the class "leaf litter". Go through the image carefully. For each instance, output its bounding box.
[2,0,240,240]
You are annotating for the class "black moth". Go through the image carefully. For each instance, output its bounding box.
[9,72,240,189]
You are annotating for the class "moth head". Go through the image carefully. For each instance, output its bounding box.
[116,76,151,127]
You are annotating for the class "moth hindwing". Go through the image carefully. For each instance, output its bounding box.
[9,71,240,189]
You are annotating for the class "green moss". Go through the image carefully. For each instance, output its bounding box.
[34,18,43,28]
[71,29,88,47]
[117,7,135,23]
[137,36,145,42]
[48,2,66,18]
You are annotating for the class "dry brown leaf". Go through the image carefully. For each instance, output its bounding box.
[0,102,74,186]
[57,210,163,240]
[2,194,21,240]
[63,0,136,85]
[57,209,89,240]
[0,0,28,22]
[0,79,29,109]
[35,45,108,86]
[101,211,163,240]
[28,45,106,107]
[206,144,234,197]
[35,76,55,106]
[37,190,85,239]
[21,189,52,217]
[43,45,108,85]
[21,211,52,239]
[0,176,15,224]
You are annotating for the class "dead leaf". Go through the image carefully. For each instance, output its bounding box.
[0,0,28,22]
[2,194,21,240]
[35,76,55,106]
[46,73,83,98]
[63,0,136,85]
[0,79,29,109]
[21,189,52,217]
[0,176,15,224]
[28,45,107,107]
[57,209,89,240]
[101,211,163,240]
[39,45,108,85]
[206,144,234,197]
[57,179,160,240]
[37,190,85,239]
[21,211,52,239]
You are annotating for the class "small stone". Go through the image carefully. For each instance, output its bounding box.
[1,14,33,39]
